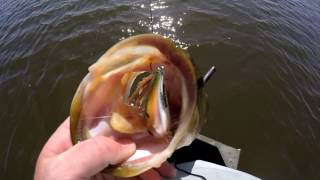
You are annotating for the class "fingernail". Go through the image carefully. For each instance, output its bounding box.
[171,167,177,177]
[168,166,177,177]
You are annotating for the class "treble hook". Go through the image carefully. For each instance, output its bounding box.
[197,66,216,88]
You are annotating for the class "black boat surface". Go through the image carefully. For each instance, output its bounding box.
[167,135,261,180]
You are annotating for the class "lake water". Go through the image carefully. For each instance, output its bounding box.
[1,0,320,179]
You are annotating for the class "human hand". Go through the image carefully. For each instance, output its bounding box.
[34,117,176,180]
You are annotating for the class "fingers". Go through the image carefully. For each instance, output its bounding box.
[41,117,72,157]
[139,162,176,180]
[157,161,176,178]
[57,136,136,179]
[97,161,175,180]
[140,169,162,180]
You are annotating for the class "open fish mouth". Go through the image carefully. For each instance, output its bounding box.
[70,34,206,177]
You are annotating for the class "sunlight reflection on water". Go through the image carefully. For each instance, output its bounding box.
[120,0,190,49]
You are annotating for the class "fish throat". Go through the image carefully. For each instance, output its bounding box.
[110,66,171,138]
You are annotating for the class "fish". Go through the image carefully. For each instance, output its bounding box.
[69,34,208,177]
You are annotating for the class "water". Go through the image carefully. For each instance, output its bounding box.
[1,0,320,179]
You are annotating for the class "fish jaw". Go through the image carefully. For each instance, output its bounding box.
[70,34,201,177]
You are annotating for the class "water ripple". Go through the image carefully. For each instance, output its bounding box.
[1,0,320,179]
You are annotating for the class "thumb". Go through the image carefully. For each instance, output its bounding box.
[57,136,136,179]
